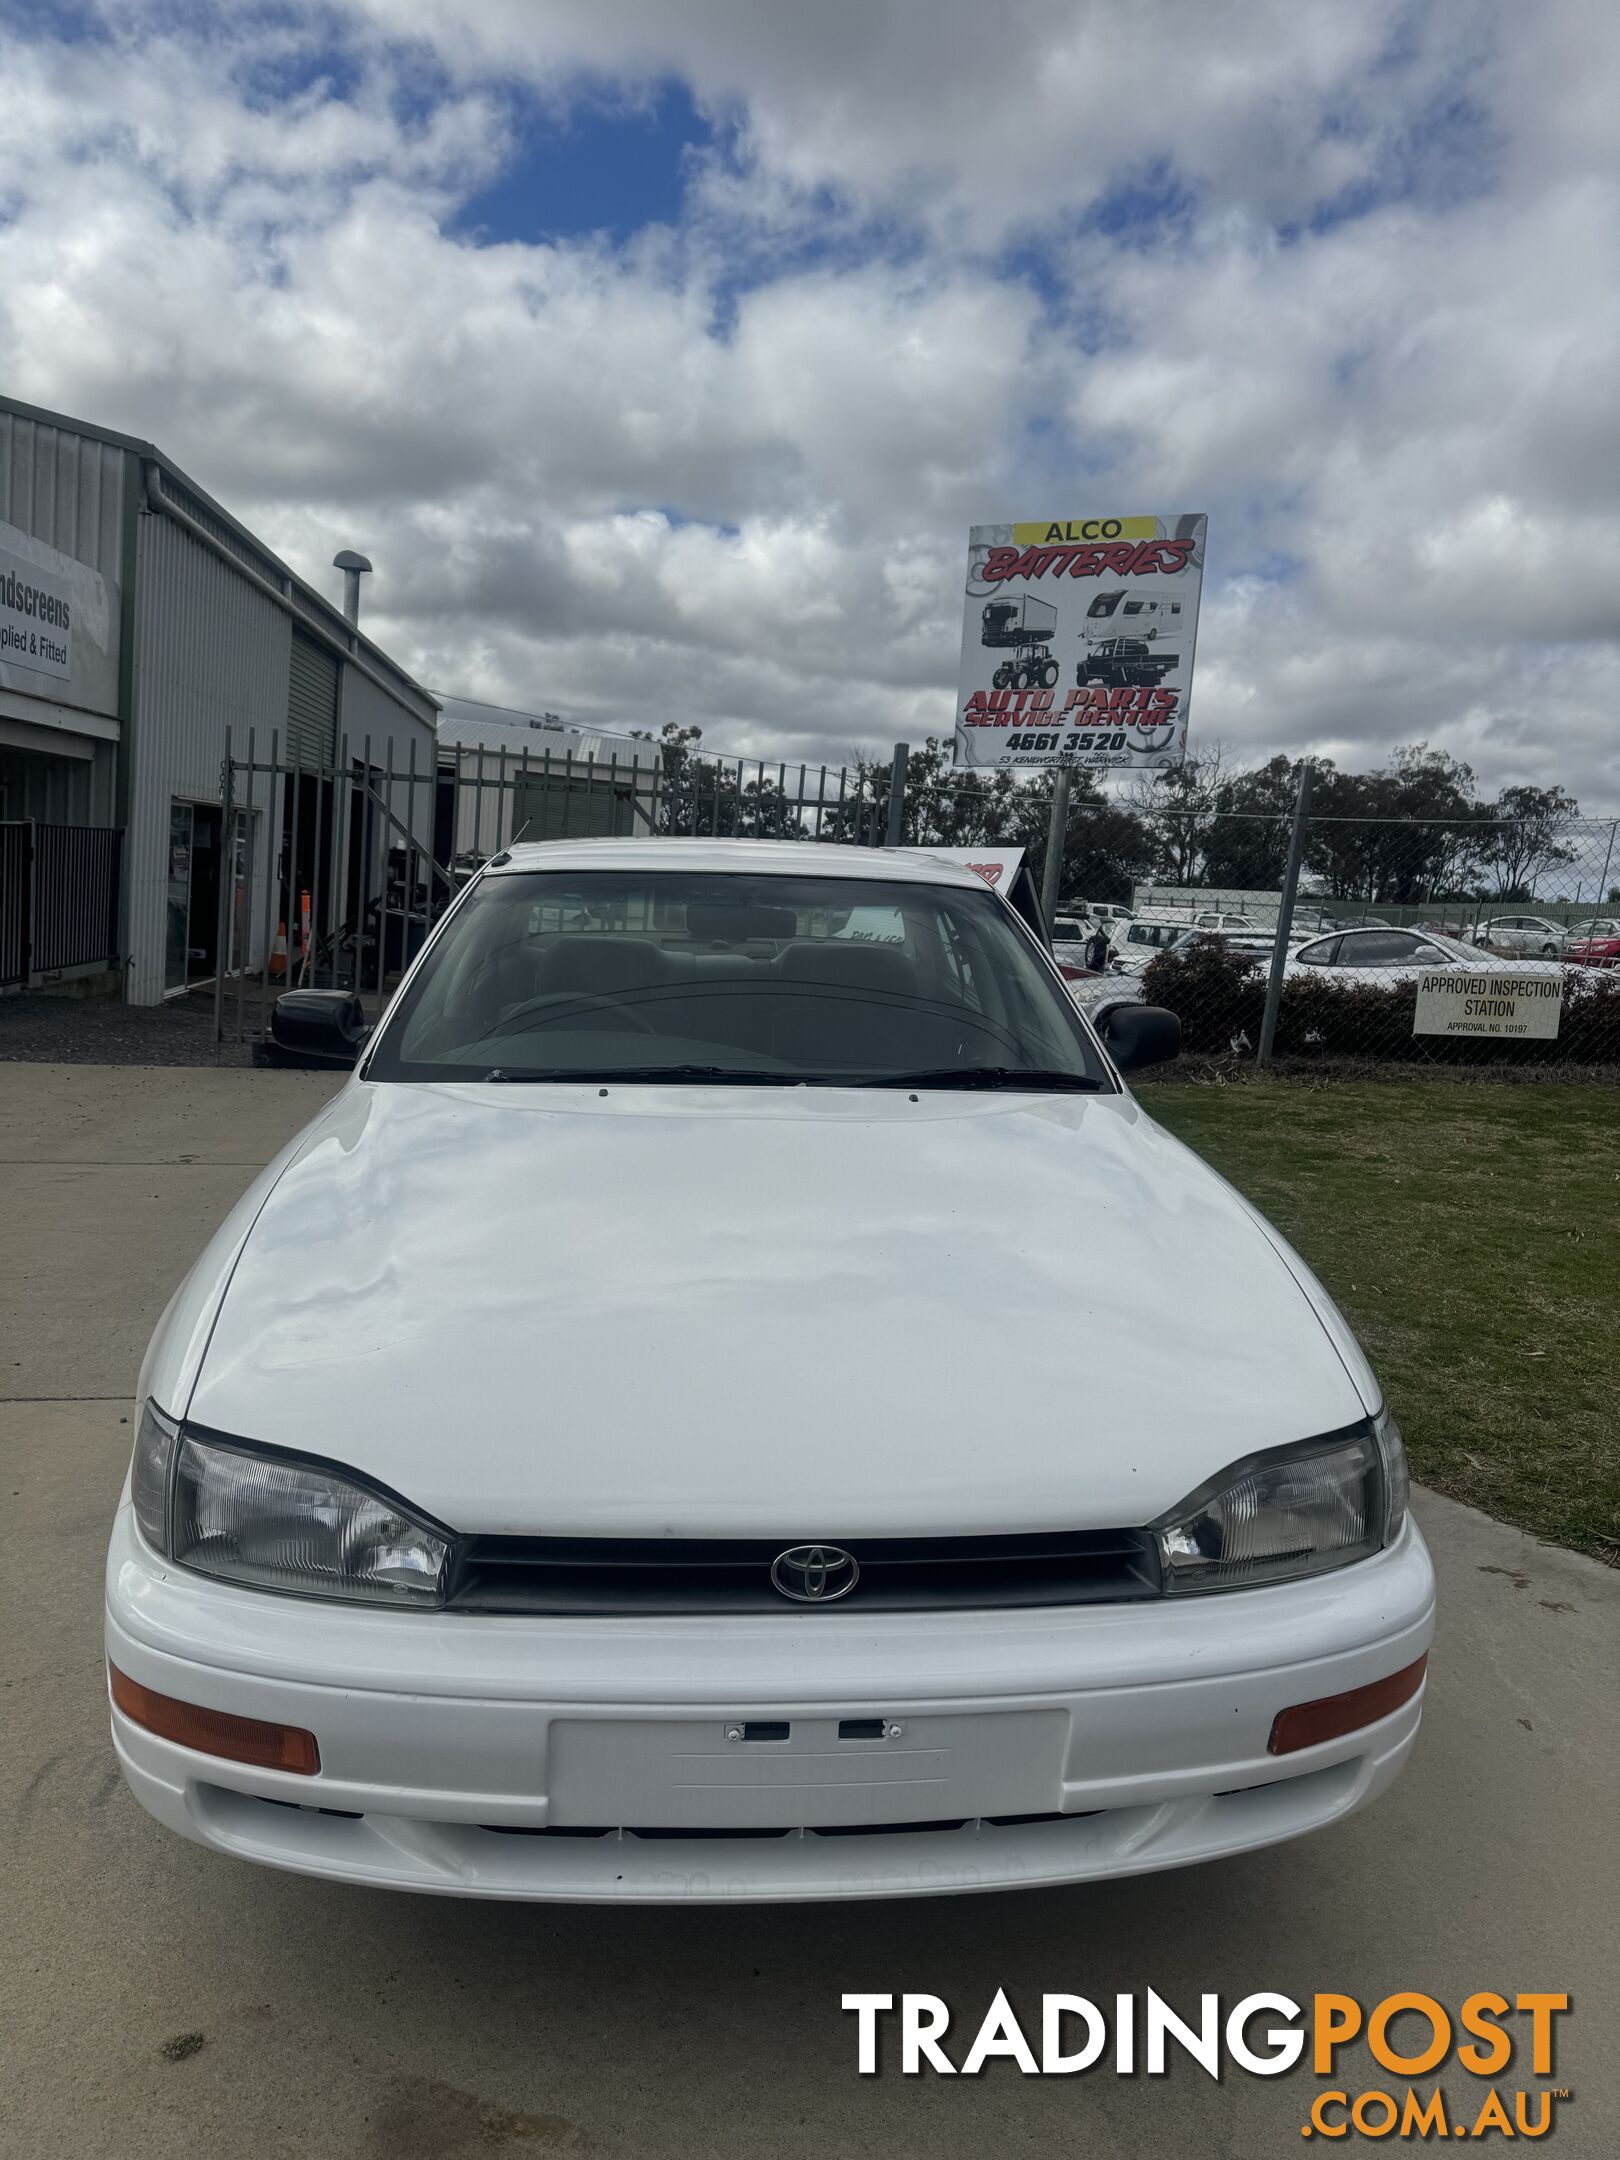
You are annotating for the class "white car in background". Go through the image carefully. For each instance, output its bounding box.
[1286,926,1590,986]
[1471,915,1572,958]
[106,840,1432,1904]
[1109,912,1278,977]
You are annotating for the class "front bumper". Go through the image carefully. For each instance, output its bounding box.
[105,1506,1435,1903]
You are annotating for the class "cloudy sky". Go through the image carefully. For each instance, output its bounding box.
[4,0,1617,804]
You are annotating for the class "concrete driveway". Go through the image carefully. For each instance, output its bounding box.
[3,1061,1616,2159]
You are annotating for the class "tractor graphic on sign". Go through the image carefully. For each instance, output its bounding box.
[980,595,1060,689]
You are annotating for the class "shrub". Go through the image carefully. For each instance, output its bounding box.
[1137,941,1620,1067]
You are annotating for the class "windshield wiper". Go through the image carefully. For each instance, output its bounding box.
[486,1064,814,1085]
[860,1066,1107,1093]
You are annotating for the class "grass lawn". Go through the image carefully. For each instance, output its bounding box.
[1144,1079,1620,1562]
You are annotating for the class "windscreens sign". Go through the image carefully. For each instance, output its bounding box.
[955,516,1206,772]
[0,541,73,682]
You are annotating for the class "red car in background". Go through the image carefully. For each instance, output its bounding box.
[1565,918,1620,968]
[1052,940,1101,982]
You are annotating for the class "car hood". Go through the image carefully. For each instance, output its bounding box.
[184,1081,1372,1537]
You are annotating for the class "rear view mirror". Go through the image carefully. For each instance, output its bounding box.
[1097,1003,1181,1074]
[258,989,371,1070]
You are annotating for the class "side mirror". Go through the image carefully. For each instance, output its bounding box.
[258,988,370,1070]
[1097,1002,1181,1074]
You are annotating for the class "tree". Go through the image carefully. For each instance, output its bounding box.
[1200,753,1308,890]
[1127,744,1234,886]
[1481,784,1580,897]
[824,738,1155,904]
[629,722,806,839]
[1306,745,1484,903]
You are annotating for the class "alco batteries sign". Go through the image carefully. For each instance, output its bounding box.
[955,516,1206,772]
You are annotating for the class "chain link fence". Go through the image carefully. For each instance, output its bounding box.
[1089,807,1620,1074]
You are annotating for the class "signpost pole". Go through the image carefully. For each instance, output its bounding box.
[1040,767,1072,939]
[1257,759,1313,1068]
[883,742,910,848]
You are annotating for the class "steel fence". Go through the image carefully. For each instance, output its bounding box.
[0,820,122,988]
[0,821,25,987]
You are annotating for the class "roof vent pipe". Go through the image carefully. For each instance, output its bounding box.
[333,550,373,628]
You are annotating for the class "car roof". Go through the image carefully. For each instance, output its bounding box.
[485,837,991,890]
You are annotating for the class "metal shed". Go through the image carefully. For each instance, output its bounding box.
[0,395,437,1002]
[435,699,662,860]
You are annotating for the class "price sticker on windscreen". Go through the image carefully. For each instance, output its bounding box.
[1412,972,1563,1040]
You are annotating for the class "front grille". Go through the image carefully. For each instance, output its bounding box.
[481,1815,1083,1839]
[445,1528,1160,1615]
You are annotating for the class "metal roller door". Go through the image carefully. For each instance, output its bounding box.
[287,631,338,766]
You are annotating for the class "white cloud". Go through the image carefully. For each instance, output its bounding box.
[1,0,1617,805]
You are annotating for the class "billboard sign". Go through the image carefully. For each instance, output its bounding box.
[955,516,1207,773]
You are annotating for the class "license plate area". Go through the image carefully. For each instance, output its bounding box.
[548,1710,1068,1830]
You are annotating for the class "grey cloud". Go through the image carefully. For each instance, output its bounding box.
[2,1,1617,804]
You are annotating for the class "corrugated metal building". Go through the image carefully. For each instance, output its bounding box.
[435,697,662,858]
[1,395,437,1002]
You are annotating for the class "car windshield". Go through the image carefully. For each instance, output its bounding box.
[1422,933,1499,964]
[367,869,1114,1089]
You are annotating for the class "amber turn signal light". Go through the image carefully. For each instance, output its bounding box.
[109,1662,321,1775]
[1268,1653,1428,1756]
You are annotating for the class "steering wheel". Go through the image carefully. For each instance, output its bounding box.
[486,991,660,1039]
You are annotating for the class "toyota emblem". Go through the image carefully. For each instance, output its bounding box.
[770,1544,859,1604]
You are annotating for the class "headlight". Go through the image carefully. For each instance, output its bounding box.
[128,1408,450,1607]
[1155,1413,1408,1594]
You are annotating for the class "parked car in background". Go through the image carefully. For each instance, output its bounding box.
[1286,927,1589,987]
[1110,913,1275,976]
[1081,901,1135,924]
[1050,939,1099,981]
[1062,971,1152,1028]
[1564,920,1620,968]
[1109,914,1197,973]
[1471,915,1573,958]
[106,837,1435,1904]
[1188,910,1258,933]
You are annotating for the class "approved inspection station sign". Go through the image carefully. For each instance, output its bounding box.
[1412,972,1563,1041]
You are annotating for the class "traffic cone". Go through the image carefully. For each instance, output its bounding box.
[269,921,289,979]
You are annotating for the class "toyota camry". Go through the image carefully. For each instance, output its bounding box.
[106,839,1434,1902]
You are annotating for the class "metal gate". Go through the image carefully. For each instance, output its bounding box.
[215,730,909,1042]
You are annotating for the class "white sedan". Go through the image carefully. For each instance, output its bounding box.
[1286,925,1585,985]
[106,839,1433,1903]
